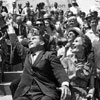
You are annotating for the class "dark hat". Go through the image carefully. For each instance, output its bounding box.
[90,11,98,18]
[85,13,92,21]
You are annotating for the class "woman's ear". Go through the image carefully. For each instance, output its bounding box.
[40,41,45,45]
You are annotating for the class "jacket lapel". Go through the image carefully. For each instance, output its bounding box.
[28,53,32,65]
[33,51,44,66]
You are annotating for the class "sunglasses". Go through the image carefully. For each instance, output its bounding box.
[36,23,43,26]
[45,22,49,25]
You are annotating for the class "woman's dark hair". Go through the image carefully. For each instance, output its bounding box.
[81,35,92,58]
[50,11,55,15]
[72,3,79,7]
[45,19,56,31]
[68,3,72,8]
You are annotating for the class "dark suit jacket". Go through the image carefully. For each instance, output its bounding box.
[9,34,69,100]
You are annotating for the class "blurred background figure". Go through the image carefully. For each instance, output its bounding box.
[18,3,23,15]
[0,0,8,14]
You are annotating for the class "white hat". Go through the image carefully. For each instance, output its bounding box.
[68,27,83,35]
[26,20,32,26]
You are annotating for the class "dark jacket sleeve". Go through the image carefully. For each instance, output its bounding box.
[48,51,69,85]
[9,34,29,61]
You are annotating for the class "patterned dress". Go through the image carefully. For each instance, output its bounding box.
[61,54,94,100]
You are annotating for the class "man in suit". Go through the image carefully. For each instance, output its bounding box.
[7,21,71,100]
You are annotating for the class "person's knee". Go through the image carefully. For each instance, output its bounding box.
[10,78,20,97]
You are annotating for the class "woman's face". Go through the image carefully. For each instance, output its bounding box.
[68,31,76,42]
[36,21,44,29]
[44,20,50,27]
[90,19,98,28]
[72,37,84,54]
[58,15,63,22]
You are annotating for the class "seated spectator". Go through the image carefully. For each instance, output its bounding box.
[7,20,71,100]
[64,15,81,39]
[43,15,58,51]
[67,15,80,29]
[85,15,99,46]
[58,27,82,59]
[61,34,95,100]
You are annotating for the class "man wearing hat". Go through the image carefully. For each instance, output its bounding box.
[85,16,99,45]
[7,20,71,100]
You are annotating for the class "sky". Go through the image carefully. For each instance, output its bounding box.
[77,0,97,13]
[2,0,98,14]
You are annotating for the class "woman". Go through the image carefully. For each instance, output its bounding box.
[64,15,80,39]
[65,27,83,56]
[61,34,95,100]
[44,17,58,52]
[58,27,82,59]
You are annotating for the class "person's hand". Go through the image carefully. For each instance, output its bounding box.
[7,19,15,34]
[86,88,95,99]
[58,85,71,100]
[97,68,100,77]
[13,21,18,29]
[6,18,13,25]
[86,93,94,100]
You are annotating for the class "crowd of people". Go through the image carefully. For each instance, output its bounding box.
[0,0,100,100]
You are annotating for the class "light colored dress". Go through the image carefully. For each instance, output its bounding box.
[61,54,94,100]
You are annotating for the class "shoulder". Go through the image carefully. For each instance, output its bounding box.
[44,51,58,60]
[45,51,57,57]
[85,29,93,35]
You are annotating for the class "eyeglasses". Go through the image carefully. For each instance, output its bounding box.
[36,23,43,26]
[45,22,49,25]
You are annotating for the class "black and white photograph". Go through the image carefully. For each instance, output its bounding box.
[0,0,100,100]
